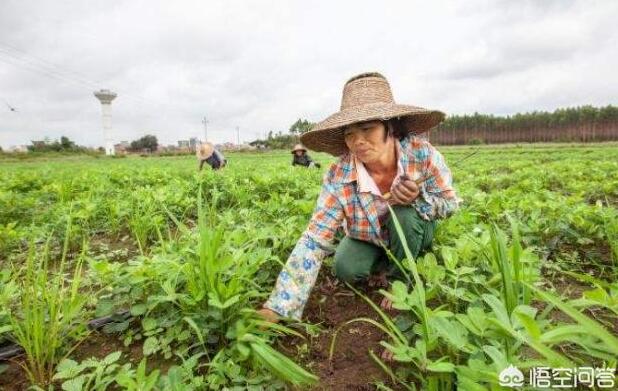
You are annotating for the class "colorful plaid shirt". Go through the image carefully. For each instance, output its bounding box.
[264,136,460,320]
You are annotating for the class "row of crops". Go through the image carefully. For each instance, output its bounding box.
[0,144,617,390]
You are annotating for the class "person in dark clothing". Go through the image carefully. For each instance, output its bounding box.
[291,144,321,168]
[196,142,227,171]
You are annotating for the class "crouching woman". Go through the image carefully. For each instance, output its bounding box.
[258,72,460,323]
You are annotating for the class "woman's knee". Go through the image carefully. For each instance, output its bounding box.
[334,254,358,283]
[387,205,435,256]
[333,238,379,283]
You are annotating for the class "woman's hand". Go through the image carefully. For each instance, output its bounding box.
[256,308,280,324]
[389,176,420,205]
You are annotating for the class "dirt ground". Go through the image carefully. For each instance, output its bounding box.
[279,269,403,390]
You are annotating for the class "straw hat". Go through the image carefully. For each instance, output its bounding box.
[196,142,214,160]
[300,72,445,156]
[291,144,307,153]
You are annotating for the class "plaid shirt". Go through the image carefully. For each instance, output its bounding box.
[264,136,460,320]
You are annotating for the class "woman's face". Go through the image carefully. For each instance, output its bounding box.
[344,121,393,164]
[294,150,304,156]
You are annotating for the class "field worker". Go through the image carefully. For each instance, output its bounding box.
[291,144,321,168]
[196,142,227,171]
[258,72,460,324]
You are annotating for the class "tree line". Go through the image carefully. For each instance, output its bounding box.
[27,136,90,153]
[431,105,618,144]
[437,105,618,132]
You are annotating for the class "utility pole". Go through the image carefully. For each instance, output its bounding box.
[236,126,240,146]
[202,117,209,142]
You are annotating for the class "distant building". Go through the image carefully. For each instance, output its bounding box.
[217,142,236,151]
[114,140,130,154]
[189,137,199,151]
[178,140,190,148]
[9,145,28,153]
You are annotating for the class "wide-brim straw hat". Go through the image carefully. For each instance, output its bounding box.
[301,72,445,156]
[196,142,214,160]
[291,144,307,153]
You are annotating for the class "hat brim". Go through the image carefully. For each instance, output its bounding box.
[301,103,445,156]
[196,144,214,160]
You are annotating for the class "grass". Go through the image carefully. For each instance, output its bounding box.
[2,215,90,387]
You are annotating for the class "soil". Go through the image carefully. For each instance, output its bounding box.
[279,269,403,390]
[89,233,140,260]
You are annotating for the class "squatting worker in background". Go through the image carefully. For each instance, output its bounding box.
[258,72,461,323]
[196,142,227,171]
[291,144,321,168]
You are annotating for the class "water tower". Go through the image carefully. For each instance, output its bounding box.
[93,89,117,155]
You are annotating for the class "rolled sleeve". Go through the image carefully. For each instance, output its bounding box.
[414,143,461,220]
[264,183,344,320]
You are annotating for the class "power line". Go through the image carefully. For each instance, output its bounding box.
[0,42,252,145]
[0,43,185,115]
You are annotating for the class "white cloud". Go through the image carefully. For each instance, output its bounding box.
[0,0,616,148]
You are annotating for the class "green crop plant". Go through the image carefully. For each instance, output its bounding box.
[53,351,127,391]
[2,215,90,387]
[1,145,617,389]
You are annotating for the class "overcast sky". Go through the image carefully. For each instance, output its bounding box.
[0,0,616,148]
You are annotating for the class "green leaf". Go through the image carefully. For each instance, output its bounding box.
[441,246,458,271]
[482,294,511,328]
[236,342,251,359]
[207,294,224,309]
[95,298,115,317]
[426,361,455,373]
[221,294,240,309]
[456,313,481,336]
[143,336,159,356]
[540,325,587,344]
[183,316,205,348]
[249,338,318,385]
[102,350,122,366]
[61,376,85,391]
[527,283,618,355]
[456,266,477,275]
[142,317,157,331]
[53,359,82,380]
[467,307,488,332]
[482,345,508,371]
[131,303,147,316]
[431,316,470,351]
[513,311,541,341]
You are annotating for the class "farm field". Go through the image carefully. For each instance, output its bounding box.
[1,143,617,390]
